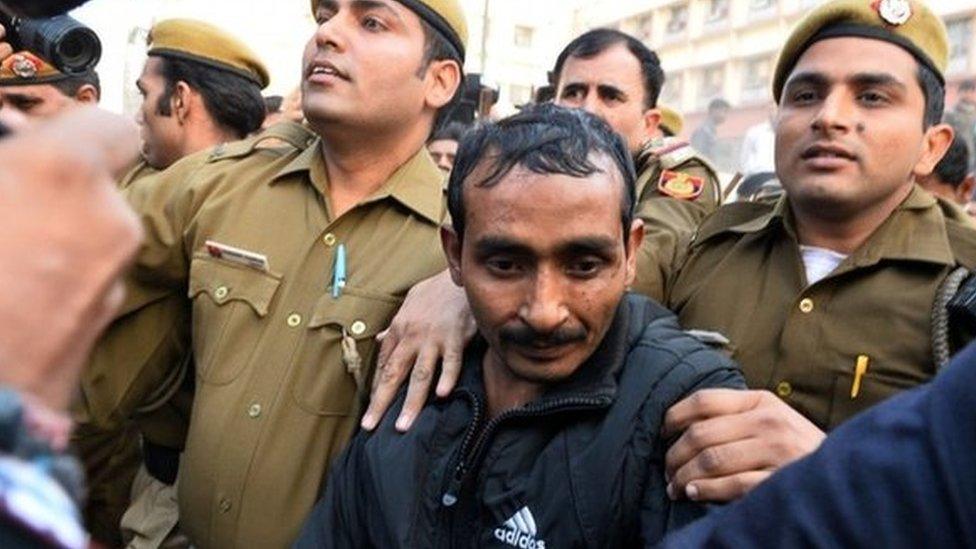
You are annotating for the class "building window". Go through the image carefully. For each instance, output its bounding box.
[742,56,773,102]
[660,73,683,109]
[947,18,972,75]
[698,64,725,109]
[509,84,533,107]
[706,0,730,23]
[514,25,534,48]
[666,4,689,36]
[635,12,654,42]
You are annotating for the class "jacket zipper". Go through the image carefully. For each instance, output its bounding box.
[440,392,612,508]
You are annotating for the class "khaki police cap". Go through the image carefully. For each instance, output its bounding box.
[0,51,70,86]
[309,0,468,61]
[148,19,270,89]
[659,105,684,136]
[772,0,948,102]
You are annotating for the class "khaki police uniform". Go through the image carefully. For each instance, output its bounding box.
[72,19,274,547]
[657,0,976,430]
[633,138,722,302]
[79,0,471,540]
[92,123,447,549]
[666,188,976,430]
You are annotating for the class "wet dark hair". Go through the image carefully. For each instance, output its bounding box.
[155,56,265,139]
[50,70,100,100]
[447,103,636,241]
[932,135,971,187]
[552,28,664,110]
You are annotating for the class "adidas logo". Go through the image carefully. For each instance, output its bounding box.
[493,506,547,549]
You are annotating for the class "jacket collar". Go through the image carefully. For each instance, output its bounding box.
[456,295,634,405]
[709,185,955,268]
[269,136,445,225]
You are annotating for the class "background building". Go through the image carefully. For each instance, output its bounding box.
[570,0,976,169]
[71,0,976,171]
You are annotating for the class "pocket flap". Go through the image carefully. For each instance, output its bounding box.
[188,254,281,317]
[307,288,401,338]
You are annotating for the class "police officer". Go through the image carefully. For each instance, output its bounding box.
[76,1,466,547]
[551,28,722,300]
[0,51,99,124]
[362,0,976,513]
[120,18,270,187]
[73,19,274,548]
[662,0,976,503]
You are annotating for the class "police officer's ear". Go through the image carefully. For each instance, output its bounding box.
[624,218,644,287]
[74,84,98,105]
[641,108,661,142]
[440,225,464,287]
[423,59,463,111]
[913,123,955,179]
[171,81,193,124]
[957,174,976,205]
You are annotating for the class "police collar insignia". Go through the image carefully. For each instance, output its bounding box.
[875,0,912,26]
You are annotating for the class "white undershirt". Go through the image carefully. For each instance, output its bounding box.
[800,245,848,285]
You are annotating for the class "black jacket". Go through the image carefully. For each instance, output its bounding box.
[295,294,745,548]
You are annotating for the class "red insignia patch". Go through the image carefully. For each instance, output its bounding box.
[658,170,704,201]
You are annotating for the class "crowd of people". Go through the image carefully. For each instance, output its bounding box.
[1,0,976,547]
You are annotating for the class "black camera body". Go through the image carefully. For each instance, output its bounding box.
[0,1,101,75]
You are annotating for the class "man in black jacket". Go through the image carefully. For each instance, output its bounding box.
[296,105,744,548]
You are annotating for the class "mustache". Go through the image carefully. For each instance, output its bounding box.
[499,323,587,348]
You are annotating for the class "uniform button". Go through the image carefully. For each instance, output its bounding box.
[776,381,793,398]
[219,498,232,513]
[799,298,815,314]
[287,313,303,327]
[350,320,367,336]
[247,403,262,418]
[214,286,229,300]
[323,233,337,247]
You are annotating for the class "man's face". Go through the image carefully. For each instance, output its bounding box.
[775,37,948,220]
[135,57,183,169]
[0,84,76,120]
[303,0,432,131]
[445,157,643,384]
[428,138,458,174]
[555,44,658,153]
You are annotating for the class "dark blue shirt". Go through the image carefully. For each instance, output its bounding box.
[663,342,976,548]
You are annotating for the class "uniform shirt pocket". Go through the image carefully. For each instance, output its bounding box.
[292,287,401,416]
[187,255,282,385]
[827,368,918,430]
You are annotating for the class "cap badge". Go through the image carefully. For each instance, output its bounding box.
[10,54,38,79]
[875,0,912,26]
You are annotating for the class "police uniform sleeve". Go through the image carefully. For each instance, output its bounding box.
[77,152,217,430]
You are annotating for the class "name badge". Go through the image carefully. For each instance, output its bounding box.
[205,240,269,272]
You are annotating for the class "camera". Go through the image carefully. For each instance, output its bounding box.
[0,1,101,75]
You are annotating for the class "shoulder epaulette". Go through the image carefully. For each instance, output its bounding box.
[207,122,316,163]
